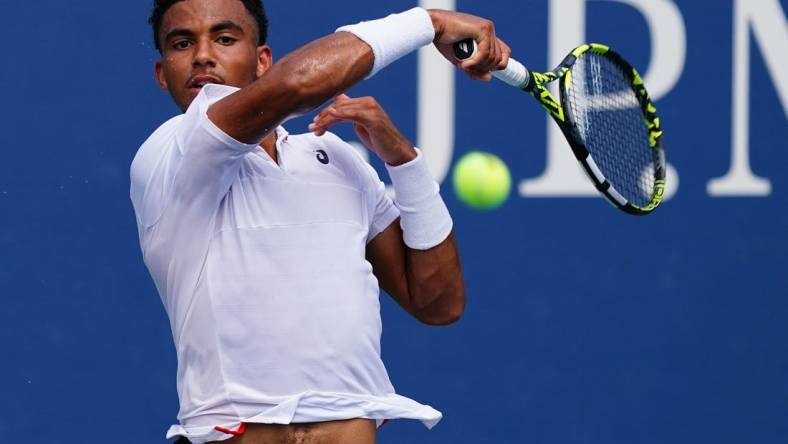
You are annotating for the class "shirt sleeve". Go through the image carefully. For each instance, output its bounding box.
[130,84,260,231]
[130,84,263,319]
[362,160,400,244]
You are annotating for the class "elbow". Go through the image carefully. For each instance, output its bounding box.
[419,308,463,327]
[414,290,466,326]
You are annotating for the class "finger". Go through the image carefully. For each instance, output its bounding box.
[497,39,512,71]
[463,70,492,82]
[309,117,342,136]
[459,23,494,72]
[487,33,501,73]
[312,106,336,128]
[310,110,351,136]
[473,39,500,75]
[314,97,385,133]
[462,58,494,81]
[311,97,345,131]
[353,123,373,148]
[459,37,489,73]
[330,103,374,126]
[477,23,498,74]
[311,103,371,135]
[313,99,361,124]
[494,36,504,70]
[310,107,346,135]
[482,28,500,74]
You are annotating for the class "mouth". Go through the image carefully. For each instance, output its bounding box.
[187,75,224,94]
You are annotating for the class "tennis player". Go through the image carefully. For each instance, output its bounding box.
[131,0,510,442]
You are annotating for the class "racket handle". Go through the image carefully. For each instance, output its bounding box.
[453,39,530,89]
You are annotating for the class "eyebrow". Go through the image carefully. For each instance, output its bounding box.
[210,21,245,35]
[164,21,246,43]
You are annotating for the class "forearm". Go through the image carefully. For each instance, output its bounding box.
[209,32,373,144]
[210,7,443,144]
[387,150,465,325]
[405,232,466,325]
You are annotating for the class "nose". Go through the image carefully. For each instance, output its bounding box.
[193,39,217,68]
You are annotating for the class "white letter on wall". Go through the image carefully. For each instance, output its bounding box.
[707,0,788,197]
[521,0,685,200]
[418,0,456,183]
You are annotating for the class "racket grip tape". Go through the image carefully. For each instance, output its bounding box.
[452,38,530,89]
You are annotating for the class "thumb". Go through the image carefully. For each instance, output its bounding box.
[353,123,372,147]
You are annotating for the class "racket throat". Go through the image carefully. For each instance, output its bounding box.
[530,84,566,122]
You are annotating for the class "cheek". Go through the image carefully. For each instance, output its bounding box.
[223,47,262,83]
[163,57,191,83]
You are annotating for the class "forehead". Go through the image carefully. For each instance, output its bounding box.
[160,0,256,34]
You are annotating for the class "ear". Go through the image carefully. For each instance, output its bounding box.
[256,45,273,78]
[154,59,169,91]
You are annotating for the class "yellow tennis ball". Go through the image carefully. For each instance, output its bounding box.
[452,151,512,210]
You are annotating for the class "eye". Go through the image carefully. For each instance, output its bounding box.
[172,40,192,50]
[216,36,237,45]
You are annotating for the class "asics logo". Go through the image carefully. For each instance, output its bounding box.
[316,150,329,165]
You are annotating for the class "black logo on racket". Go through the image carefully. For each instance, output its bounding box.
[316,150,329,165]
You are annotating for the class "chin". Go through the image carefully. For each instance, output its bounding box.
[175,100,191,113]
[176,93,197,113]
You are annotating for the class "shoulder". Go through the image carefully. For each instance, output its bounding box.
[129,115,183,225]
[131,115,183,183]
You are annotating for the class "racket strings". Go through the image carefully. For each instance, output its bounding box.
[567,53,658,207]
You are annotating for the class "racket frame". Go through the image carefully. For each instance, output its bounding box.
[522,43,666,215]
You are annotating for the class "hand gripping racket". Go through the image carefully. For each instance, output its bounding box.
[454,39,666,215]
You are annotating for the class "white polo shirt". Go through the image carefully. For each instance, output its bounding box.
[130,84,442,443]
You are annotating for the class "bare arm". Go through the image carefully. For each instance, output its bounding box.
[368,223,465,325]
[208,32,373,144]
[209,9,511,144]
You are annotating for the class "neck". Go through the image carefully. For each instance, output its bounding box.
[260,131,278,163]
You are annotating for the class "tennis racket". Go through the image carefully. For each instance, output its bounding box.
[453,39,666,215]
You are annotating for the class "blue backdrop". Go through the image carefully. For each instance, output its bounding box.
[1,1,786,443]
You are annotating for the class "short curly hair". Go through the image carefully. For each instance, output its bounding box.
[149,0,269,52]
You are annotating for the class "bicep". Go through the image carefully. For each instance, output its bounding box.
[208,33,374,144]
[366,219,417,315]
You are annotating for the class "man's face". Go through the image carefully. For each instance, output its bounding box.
[155,0,272,111]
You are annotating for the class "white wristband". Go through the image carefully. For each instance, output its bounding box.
[336,7,435,78]
[386,149,453,250]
